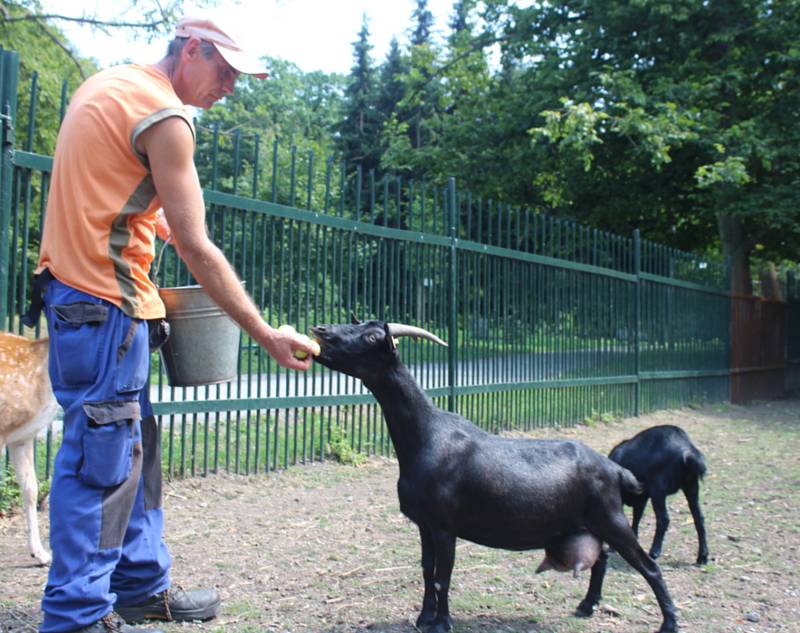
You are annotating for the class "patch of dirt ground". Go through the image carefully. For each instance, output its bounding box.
[1,397,799,633]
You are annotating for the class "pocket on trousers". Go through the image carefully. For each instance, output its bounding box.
[115,318,149,394]
[51,301,109,386]
[79,401,140,488]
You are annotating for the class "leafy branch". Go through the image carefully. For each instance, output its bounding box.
[0,13,168,30]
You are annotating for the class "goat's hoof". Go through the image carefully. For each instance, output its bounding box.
[648,550,662,560]
[415,611,436,628]
[32,551,52,566]
[575,600,595,617]
[695,554,708,565]
[657,623,678,633]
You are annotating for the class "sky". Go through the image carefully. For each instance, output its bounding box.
[39,0,463,75]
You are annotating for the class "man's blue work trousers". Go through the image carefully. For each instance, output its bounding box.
[40,279,171,633]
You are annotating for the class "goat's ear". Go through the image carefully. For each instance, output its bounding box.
[350,313,361,325]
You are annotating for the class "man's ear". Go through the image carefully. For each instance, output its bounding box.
[182,37,203,62]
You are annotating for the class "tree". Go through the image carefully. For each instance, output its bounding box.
[1,2,96,153]
[375,37,407,130]
[410,0,434,46]
[337,14,380,176]
[481,0,800,292]
[193,56,344,204]
[0,0,205,78]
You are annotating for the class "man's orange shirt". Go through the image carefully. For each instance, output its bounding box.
[37,64,193,319]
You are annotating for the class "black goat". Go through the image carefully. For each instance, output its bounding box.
[609,424,709,564]
[312,319,678,633]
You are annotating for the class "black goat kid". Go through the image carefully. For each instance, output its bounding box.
[312,319,678,633]
[609,425,709,565]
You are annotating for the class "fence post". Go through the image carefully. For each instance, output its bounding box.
[0,48,20,331]
[633,229,641,416]
[447,177,458,412]
[786,270,795,381]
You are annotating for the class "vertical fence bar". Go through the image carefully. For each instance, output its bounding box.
[355,164,362,219]
[16,71,38,333]
[251,133,260,198]
[289,145,297,208]
[306,150,314,210]
[271,139,279,203]
[0,49,20,330]
[633,229,641,416]
[447,178,458,412]
[232,129,241,194]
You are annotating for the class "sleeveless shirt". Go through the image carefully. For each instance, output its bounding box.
[37,64,194,319]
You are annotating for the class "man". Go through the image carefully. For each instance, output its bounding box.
[32,16,316,633]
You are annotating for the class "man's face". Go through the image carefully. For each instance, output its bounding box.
[178,38,240,109]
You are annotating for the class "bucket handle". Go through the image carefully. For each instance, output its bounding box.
[152,235,172,281]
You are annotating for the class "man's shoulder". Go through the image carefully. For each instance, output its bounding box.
[88,64,168,91]
[76,64,183,114]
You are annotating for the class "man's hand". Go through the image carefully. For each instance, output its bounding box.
[154,208,172,242]
[277,324,321,360]
[265,325,317,370]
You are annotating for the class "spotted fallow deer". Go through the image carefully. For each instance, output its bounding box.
[0,331,57,565]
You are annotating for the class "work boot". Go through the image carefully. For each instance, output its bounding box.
[73,612,164,632]
[115,586,220,623]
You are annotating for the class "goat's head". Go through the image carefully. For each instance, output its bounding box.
[311,316,447,380]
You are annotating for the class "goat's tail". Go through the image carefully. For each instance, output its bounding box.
[684,447,708,480]
[616,464,644,496]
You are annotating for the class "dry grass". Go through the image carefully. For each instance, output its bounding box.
[1,397,798,633]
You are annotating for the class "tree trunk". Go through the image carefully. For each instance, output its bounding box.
[759,262,783,300]
[717,213,753,295]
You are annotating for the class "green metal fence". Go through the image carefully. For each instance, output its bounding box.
[786,272,800,391]
[0,47,763,484]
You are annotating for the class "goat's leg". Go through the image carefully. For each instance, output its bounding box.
[648,493,670,560]
[427,529,456,633]
[415,524,438,628]
[608,499,646,555]
[682,479,708,564]
[576,547,607,616]
[631,498,647,537]
[596,512,677,633]
[9,439,51,566]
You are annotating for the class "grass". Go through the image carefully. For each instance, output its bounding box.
[158,407,381,479]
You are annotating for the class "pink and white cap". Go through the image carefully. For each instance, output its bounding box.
[175,16,268,79]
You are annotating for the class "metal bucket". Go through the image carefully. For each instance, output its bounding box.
[158,285,241,387]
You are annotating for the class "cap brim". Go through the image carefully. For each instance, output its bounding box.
[212,43,269,79]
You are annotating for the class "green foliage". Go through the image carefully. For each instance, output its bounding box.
[5,0,798,291]
[486,0,800,277]
[336,15,382,174]
[696,154,751,189]
[583,409,618,427]
[410,0,434,46]
[0,464,50,514]
[0,470,23,515]
[0,2,96,154]
[325,421,367,466]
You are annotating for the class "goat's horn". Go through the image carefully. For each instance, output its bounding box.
[386,323,448,347]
